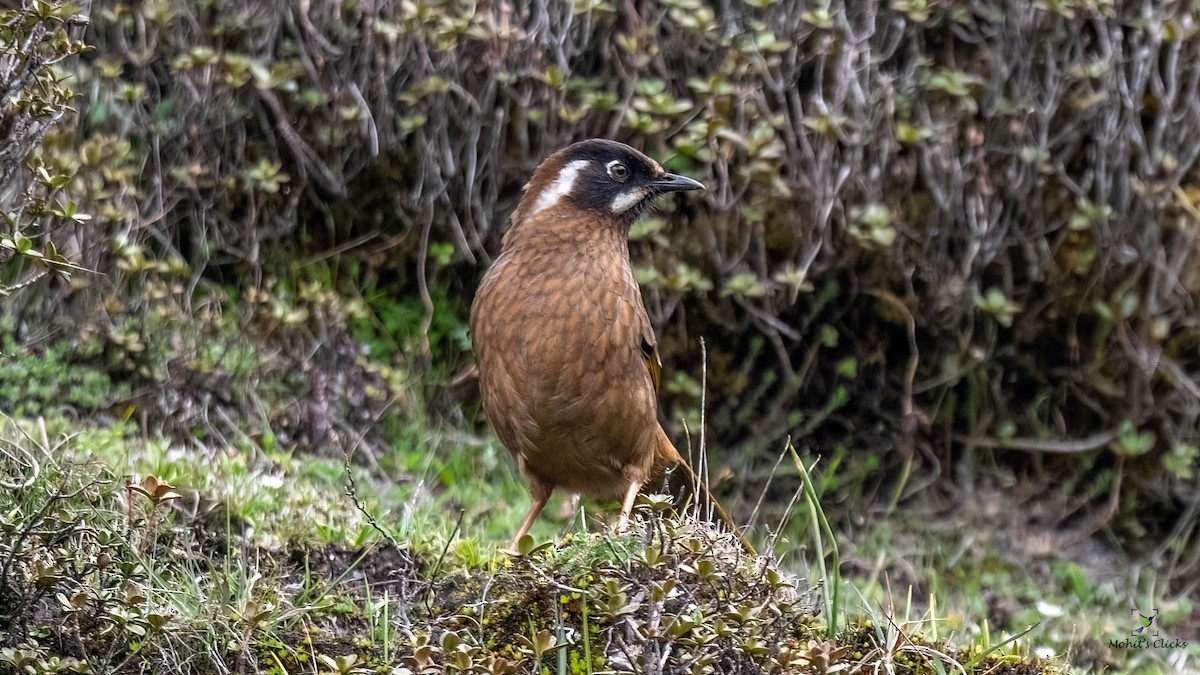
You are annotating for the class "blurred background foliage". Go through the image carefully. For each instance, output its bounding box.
[2,0,1199,607]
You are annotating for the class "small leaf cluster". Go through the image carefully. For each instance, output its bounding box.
[0,320,124,415]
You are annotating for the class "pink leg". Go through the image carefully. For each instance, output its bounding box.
[614,480,643,533]
[506,480,552,554]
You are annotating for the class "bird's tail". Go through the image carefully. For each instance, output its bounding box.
[653,428,757,556]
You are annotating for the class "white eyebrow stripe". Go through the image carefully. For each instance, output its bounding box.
[529,159,589,217]
[611,187,647,214]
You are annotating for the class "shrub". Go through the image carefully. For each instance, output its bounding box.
[0,1,90,296]
[1,0,1197,572]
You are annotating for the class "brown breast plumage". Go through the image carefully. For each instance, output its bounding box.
[471,213,661,499]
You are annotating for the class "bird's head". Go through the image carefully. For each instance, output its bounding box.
[510,139,705,230]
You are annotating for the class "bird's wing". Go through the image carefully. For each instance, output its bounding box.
[641,334,662,394]
[631,276,662,394]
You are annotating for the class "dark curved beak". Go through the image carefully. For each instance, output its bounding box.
[652,172,706,194]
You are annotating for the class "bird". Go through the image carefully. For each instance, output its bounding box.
[470,138,726,553]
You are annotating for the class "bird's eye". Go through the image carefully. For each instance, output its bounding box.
[607,161,630,181]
